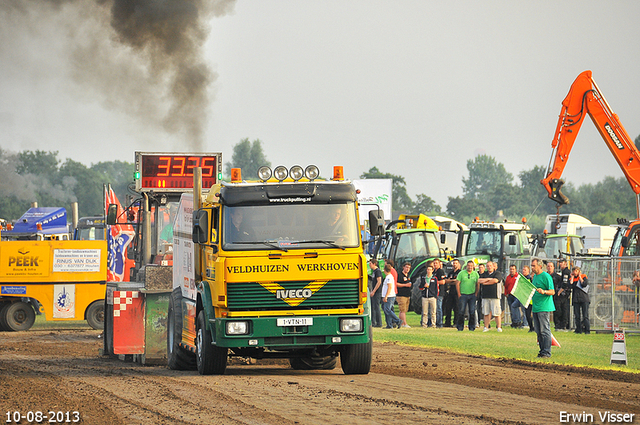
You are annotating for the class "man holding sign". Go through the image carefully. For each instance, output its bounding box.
[531,258,556,358]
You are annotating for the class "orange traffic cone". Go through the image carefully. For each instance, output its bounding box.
[551,333,561,348]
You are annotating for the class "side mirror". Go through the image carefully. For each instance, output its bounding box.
[508,234,516,246]
[106,204,118,225]
[368,210,385,236]
[621,236,629,248]
[192,209,209,244]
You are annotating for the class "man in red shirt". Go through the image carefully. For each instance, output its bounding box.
[504,264,523,328]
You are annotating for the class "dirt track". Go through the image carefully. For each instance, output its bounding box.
[1,329,639,424]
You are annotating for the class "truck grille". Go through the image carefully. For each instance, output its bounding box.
[227,279,359,311]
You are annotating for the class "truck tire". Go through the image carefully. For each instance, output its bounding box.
[289,355,338,370]
[85,301,104,330]
[196,310,227,375]
[167,288,196,370]
[4,302,36,331]
[0,303,10,331]
[340,327,372,375]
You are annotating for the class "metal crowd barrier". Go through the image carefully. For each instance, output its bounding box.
[504,257,640,331]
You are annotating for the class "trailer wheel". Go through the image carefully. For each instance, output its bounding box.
[289,355,338,370]
[340,327,372,375]
[0,303,11,331]
[4,302,36,331]
[167,288,196,370]
[85,301,104,330]
[592,294,623,324]
[196,310,227,375]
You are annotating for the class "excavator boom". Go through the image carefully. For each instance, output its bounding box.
[541,70,640,214]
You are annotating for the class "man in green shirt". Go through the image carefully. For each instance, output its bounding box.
[455,260,480,331]
[531,258,555,358]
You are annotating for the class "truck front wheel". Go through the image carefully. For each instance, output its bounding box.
[196,311,227,375]
[340,328,372,375]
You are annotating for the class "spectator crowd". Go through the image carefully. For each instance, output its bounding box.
[369,257,592,357]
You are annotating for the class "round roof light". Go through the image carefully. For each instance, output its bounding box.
[305,165,320,181]
[274,165,288,181]
[290,165,304,181]
[257,166,272,181]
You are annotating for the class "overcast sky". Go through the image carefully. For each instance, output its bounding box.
[2,1,640,210]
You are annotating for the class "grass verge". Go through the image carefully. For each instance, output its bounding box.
[375,311,639,373]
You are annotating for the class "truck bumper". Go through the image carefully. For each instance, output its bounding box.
[209,314,370,348]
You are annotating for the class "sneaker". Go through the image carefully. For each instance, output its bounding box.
[401,324,411,328]
[384,326,393,329]
[537,353,551,358]
[483,327,489,332]
[497,328,502,332]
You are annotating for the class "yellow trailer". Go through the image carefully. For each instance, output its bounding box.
[0,240,107,331]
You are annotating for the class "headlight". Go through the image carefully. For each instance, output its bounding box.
[340,318,363,333]
[274,165,288,181]
[257,166,272,181]
[289,165,304,181]
[226,321,249,335]
[305,165,320,180]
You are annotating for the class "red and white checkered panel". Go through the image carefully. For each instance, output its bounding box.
[113,290,144,355]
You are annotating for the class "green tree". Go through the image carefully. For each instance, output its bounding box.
[462,155,513,199]
[16,150,60,177]
[92,160,135,206]
[359,167,413,212]
[224,138,270,179]
[413,194,441,214]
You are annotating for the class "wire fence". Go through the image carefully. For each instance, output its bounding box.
[505,257,640,331]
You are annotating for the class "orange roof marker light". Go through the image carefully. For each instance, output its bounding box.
[231,168,242,183]
[333,166,344,181]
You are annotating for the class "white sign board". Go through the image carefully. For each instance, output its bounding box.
[52,249,101,272]
[173,193,197,300]
[353,179,392,225]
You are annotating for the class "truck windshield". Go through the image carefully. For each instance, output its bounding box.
[466,230,501,257]
[223,203,359,250]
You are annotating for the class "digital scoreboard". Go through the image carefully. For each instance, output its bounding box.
[134,152,223,192]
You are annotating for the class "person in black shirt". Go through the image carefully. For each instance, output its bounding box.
[442,259,461,327]
[571,266,590,334]
[555,258,572,330]
[433,259,447,328]
[368,259,383,328]
[547,261,564,331]
[479,261,504,332]
[396,262,412,328]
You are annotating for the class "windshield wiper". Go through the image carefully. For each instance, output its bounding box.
[231,241,288,252]
[297,240,346,250]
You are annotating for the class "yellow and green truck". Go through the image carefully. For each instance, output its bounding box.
[168,165,375,375]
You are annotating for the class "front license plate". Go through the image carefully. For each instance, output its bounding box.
[277,317,313,327]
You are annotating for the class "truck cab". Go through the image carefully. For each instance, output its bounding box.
[168,165,373,375]
[457,219,530,273]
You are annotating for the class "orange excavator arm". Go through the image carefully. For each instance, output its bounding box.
[541,70,640,212]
